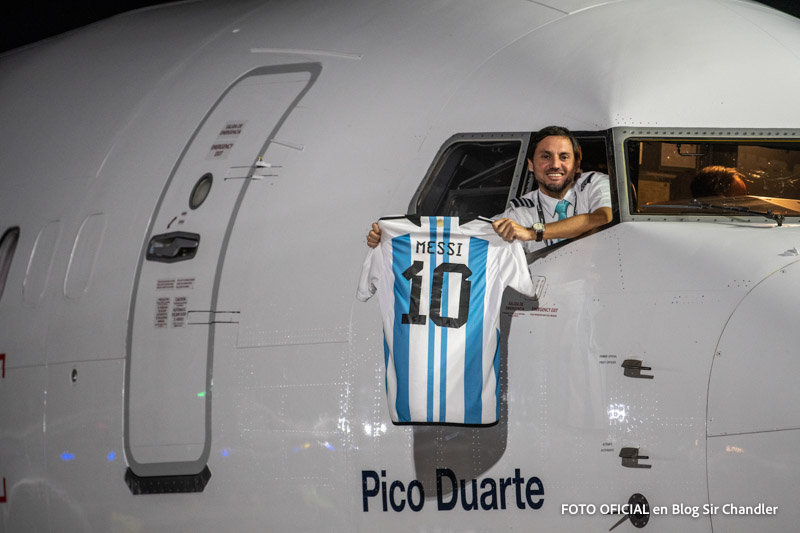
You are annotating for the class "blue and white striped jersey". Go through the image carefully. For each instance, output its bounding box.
[357,216,537,425]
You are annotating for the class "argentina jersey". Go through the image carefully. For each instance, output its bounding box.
[357,216,538,425]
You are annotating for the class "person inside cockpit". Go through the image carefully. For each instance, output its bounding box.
[690,166,748,198]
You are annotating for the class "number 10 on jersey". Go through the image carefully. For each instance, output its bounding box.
[401,261,472,329]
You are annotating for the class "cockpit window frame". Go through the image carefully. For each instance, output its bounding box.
[409,132,531,217]
[615,127,800,223]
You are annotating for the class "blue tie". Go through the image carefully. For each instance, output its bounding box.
[555,199,570,221]
[554,200,570,243]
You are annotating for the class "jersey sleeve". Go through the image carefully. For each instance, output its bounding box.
[503,240,538,297]
[356,247,380,302]
[357,216,408,302]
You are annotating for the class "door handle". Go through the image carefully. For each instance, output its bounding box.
[146,232,200,263]
[619,447,651,469]
[622,359,653,379]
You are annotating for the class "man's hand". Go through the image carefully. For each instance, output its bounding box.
[492,218,534,242]
[366,222,381,248]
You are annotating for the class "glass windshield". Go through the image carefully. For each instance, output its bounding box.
[627,138,800,217]
[416,140,523,219]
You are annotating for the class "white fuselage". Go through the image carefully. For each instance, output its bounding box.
[1,0,800,531]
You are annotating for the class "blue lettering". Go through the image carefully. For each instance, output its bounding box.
[389,480,405,512]
[407,480,424,512]
[514,468,525,509]
[460,478,478,510]
[480,478,498,510]
[362,470,379,512]
[499,477,512,509]
[526,476,544,509]
[362,468,543,513]
[437,468,458,510]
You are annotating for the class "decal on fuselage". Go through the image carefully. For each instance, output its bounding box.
[362,468,544,512]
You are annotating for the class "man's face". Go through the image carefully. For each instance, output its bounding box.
[528,135,578,197]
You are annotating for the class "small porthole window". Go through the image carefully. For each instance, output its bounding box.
[189,173,213,210]
[0,227,20,302]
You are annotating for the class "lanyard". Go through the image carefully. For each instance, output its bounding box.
[535,191,553,247]
[536,190,575,247]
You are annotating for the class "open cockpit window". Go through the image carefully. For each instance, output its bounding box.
[412,134,529,220]
[0,227,20,302]
[626,135,800,221]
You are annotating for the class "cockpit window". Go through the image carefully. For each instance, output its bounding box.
[627,138,800,218]
[413,135,528,220]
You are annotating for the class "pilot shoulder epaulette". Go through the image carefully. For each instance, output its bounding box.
[509,196,536,209]
[579,171,598,192]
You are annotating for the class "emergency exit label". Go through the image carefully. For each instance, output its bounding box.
[217,120,246,139]
[206,120,247,160]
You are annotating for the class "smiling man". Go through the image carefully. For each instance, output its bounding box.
[491,125,612,252]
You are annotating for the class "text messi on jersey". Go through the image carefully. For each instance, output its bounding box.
[416,240,464,256]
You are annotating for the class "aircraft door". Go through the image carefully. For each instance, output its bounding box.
[125,64,320,483]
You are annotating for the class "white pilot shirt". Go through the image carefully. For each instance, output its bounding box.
[496,171,611,252]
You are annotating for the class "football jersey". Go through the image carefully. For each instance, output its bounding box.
[357,215,538,425]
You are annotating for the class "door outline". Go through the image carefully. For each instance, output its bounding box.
[124,62,322,481]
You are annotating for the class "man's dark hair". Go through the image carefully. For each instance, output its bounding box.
[690,166,746,197]
[531,125,582,165]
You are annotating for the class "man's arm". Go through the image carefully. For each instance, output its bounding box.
[492,206,612,243]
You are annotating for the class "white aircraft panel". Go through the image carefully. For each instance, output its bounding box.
[223,104,358,348]
[708,430,800,532]
[43,360,126,533]
[708,259,800,436]
[0,367,46,533]
[503,225,723,529]
[432,0,800,132]
[207,344,352,530]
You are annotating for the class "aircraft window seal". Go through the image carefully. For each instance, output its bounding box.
[0,227,20,302]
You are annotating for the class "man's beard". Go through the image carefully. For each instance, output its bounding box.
[539,174,575,195]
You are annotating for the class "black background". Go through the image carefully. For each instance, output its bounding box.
[3,1,800,53]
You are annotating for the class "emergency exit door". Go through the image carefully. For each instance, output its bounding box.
[125,63,321,483]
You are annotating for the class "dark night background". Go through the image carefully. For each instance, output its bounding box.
[3,1,800,54]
